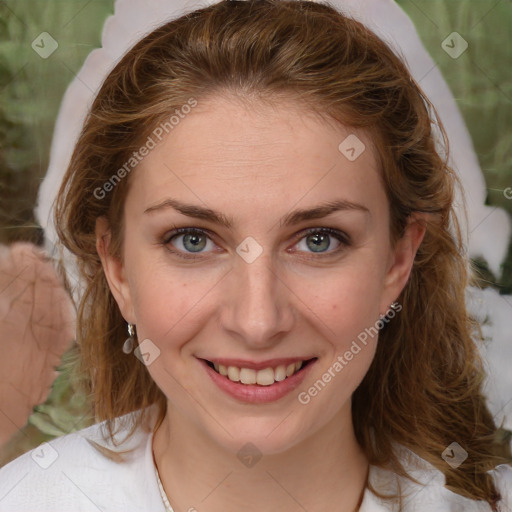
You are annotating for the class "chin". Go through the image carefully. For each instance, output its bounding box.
[204,413,313,458]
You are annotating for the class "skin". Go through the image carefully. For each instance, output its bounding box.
[0,243,75,448]
[97,95,426,512]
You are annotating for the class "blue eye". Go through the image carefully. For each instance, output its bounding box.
[293,227,349,255]
[163,228,215,258]
[162,227,350,259]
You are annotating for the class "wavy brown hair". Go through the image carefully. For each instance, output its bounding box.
[54,0,510,508]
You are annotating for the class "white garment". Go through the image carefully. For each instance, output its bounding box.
[0,406,511,511]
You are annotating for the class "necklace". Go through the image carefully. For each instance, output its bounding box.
[155,464,175,512]
[154,463,365,512]
[153,447,367,512]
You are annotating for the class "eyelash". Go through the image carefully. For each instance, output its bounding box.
[161,226,351,260]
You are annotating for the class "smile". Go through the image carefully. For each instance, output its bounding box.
[205,359,315,386]
[200,357,317,404]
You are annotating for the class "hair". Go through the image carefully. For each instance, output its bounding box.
[54,0,510,509]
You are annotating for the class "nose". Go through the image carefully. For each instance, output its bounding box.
[219,249,295,349]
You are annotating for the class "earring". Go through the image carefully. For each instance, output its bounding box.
[380,301,401,319]
[122,323,136,354]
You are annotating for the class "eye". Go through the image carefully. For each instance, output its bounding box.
[163,228,217,259]
[292,227,350,256]
[162,226,350,260]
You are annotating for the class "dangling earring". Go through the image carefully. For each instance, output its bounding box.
[122,323,136,354]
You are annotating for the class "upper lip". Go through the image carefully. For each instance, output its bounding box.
[200,357,316,371]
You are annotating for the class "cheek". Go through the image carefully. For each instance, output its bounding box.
[297,271,383,413]
[301,262,385,338]
[298,265,384,389]
[127,249,386,346]
[126,254,221,353]
[125,262,216,400]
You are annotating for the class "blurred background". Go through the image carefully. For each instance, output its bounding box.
[0,0,511,463]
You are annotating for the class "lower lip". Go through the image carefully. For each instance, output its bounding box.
[200,359,315,404]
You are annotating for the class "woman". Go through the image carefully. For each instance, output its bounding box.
[0,0,510,510]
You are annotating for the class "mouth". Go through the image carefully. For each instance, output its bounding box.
[202,358,317,386]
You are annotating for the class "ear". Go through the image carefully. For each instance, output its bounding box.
[95,216,136,324]
[379,213,427,314]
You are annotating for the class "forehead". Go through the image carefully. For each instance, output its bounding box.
[127,94,387,225]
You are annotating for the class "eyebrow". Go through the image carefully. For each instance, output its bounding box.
[144,197,370,228]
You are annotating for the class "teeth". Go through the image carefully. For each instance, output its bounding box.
[211,360,308,385]
[274,365,287,382]
[256,368,275,386]
[286,363,296,377]
[227,366,240,382]
[239,368,257,385]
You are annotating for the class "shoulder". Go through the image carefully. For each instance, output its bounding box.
[493,463,512,508]
[360,446,512,512]
[0,406,165,512]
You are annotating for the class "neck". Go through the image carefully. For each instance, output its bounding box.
[152,401,369,512]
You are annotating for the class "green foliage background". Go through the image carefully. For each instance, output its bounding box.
[0,0,511,463]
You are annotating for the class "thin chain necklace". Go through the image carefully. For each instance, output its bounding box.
[155,464,174,512]
[154,457,367,512]
[155,465,364,512]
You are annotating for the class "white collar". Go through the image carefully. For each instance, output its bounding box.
[100,407,509,512]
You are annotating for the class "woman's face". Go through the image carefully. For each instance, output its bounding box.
[98,94,424,455]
